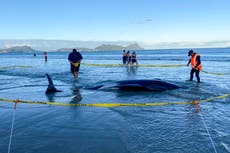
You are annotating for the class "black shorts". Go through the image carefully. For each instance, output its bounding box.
[123,56,126,64]
[132,59,137,63]
[71,64,80,73]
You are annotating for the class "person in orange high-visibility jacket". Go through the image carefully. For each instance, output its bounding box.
[187,50,202,83]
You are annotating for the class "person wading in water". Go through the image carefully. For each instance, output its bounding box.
[187,50,202,83]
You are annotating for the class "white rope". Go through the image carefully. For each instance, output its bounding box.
[200,112,218,153]
[8,108,16,153]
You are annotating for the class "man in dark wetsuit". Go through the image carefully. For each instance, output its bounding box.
[68,49,83,79]
[187,50,202,83]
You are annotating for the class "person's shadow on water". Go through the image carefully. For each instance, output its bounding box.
[70,85,82,104]
[126,65,138,77]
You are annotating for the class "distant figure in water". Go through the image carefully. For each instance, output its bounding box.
[34,53,36,57]
[122,49,127,64]
[126,51,131,66]
[131,51,138,66]
[68,49,83,79]
[44,51,47,62]
[187,50,202,83]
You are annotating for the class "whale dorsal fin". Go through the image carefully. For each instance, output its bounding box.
[45,74,62,94]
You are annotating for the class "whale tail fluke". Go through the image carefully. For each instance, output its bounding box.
[45,74,62,94]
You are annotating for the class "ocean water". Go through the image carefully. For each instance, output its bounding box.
[0,48,230,153]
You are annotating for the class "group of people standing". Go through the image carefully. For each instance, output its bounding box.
[122,50,138,66]
[122,49,202,83]
[68,48,202,83]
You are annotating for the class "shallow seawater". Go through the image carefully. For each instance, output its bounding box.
[0,48,230,153]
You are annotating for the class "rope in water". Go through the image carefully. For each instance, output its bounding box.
[2,94,229,153]
[0,66,33,69]
[82,63,228,76]
[81,63,185,68]
[0,64,228,76]
[7,103,17,153]
[200,112,218,153]
[192,101,218,153]
[201,70,227,76]
[0,94,229,107]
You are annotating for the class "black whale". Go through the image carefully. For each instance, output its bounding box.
[45,74,180,93]
[88,79,180,91]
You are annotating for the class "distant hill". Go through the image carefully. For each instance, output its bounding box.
[0,39,137,51]
[1,39,230,50]
[95,44,124,51]
[57,47,93,52]
[57,43,144,51]
[0,46,36,53]
[0,43,144,53]
[95,43,144,51]
[125,43,144,50]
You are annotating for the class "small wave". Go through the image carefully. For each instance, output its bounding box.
[221,143,230,152]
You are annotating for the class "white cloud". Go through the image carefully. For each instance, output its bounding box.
[140,40,230,49]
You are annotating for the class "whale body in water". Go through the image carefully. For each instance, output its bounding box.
[87,79,180,91]
[45,74,180,93]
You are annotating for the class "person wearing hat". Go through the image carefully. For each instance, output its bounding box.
[187,50,202,83]
[68,49,83,79]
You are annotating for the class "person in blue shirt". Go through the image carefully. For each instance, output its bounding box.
[68,49,83,79]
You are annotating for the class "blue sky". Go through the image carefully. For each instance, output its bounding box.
[1,0,230,46]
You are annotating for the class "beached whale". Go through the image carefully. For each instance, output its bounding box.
[45,74,180,93]
[45,74,62,94]
[87,79,180,91]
